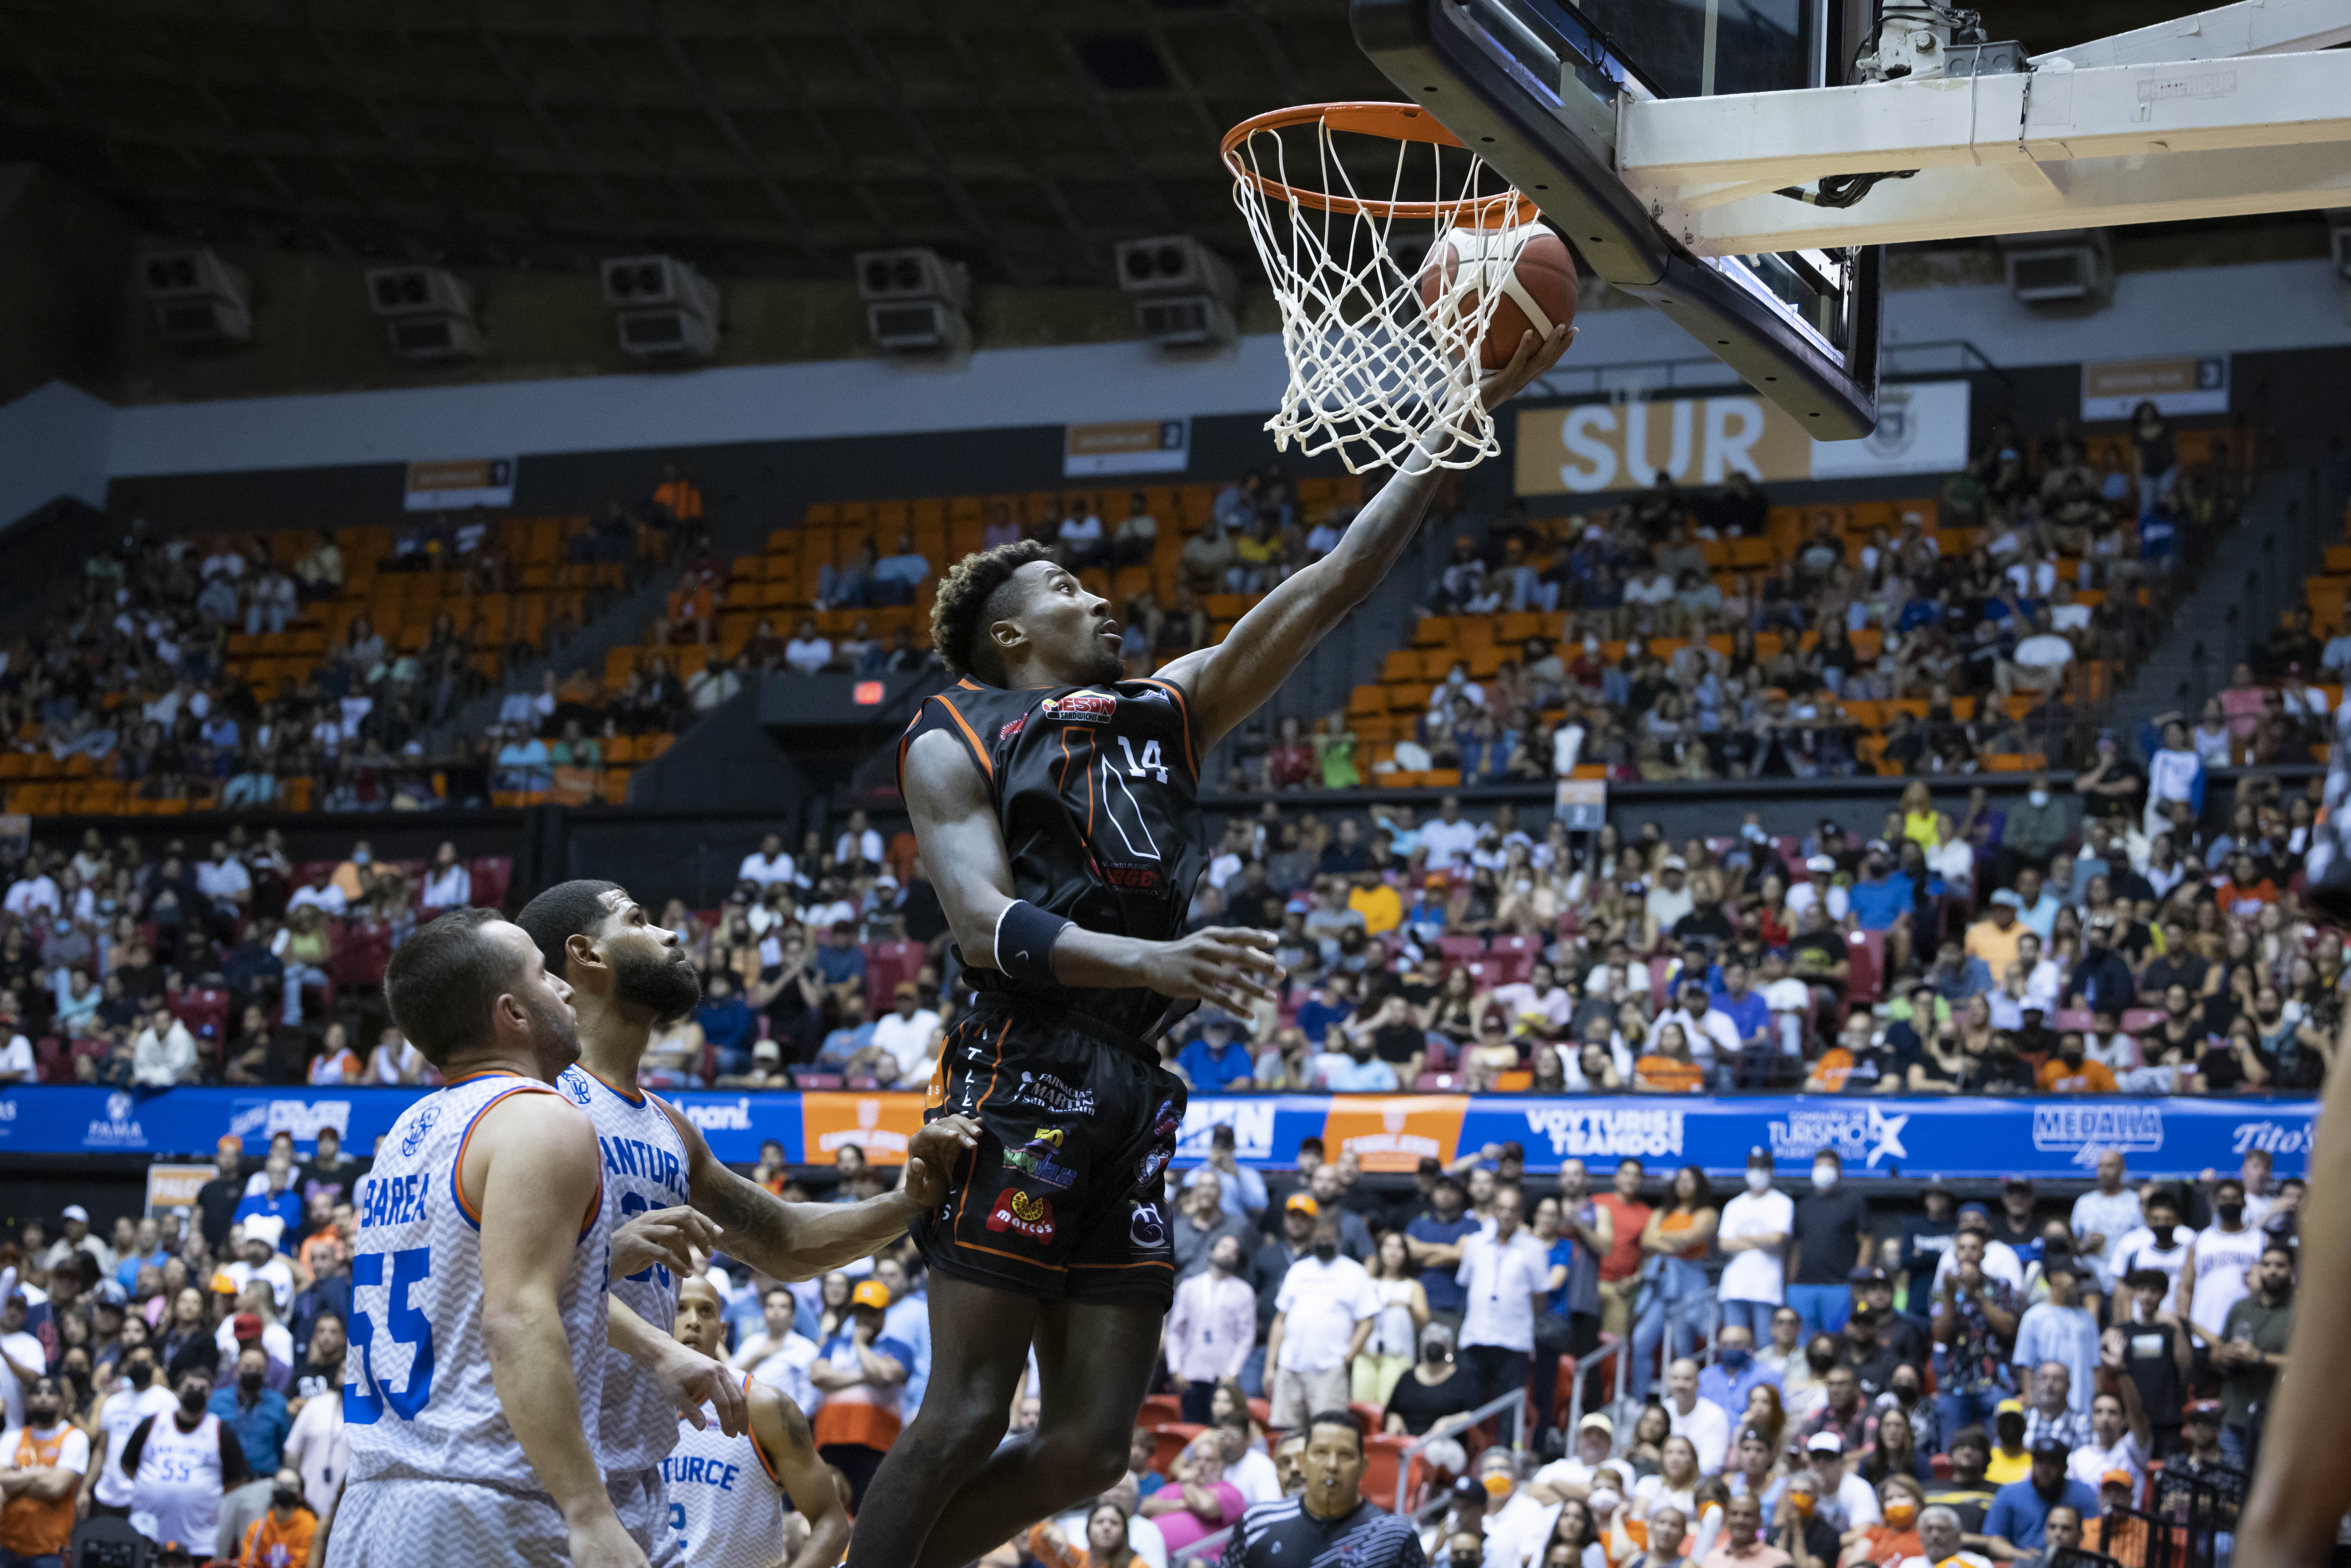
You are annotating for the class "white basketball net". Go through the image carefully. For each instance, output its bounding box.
[1228,112,1540,474]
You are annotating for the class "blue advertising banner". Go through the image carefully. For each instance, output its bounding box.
[0,1087,2317,1180]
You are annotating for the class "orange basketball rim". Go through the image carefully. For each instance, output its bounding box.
[1221,101,1539,229]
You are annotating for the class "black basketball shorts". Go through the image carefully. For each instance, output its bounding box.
[916,995,1187,1308]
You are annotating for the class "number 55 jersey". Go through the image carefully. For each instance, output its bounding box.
[343,1070,612,1488]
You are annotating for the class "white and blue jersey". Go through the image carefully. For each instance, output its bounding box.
[342,1071,611,1491]
[556,1063,694,1475]
[663,1382,787,1568]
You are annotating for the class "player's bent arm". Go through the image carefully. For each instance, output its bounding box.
[468,1095,637,1553]
[904,730,1280,1012]
[752,1383,850,1568]
[1159,323,1573,751]
[662,1100,968,1283]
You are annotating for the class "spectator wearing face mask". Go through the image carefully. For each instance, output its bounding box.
[1265,1213,1381,1429]
[2178,1177,2265,1339]
[207,1345,292,1475]
[2107,1192,2191,1316]
[1785,1152,1870,1341]
[1718,1150,1795,1340]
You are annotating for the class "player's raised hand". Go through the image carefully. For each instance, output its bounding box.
[1479,323,1576,410]
[1141,927,1284,1015]
[904,1114,980,1208]
[609,1205,722,1282]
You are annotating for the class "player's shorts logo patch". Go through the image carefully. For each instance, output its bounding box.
[1008,1071,1096,1115]
[1135,1096,1181,1187]
[399,1105,440,1158]
[985,1189,1057,1242]
[1003,1132,1076,1189]
[1129,1201,1168,1253]
[1040,691,1115,724]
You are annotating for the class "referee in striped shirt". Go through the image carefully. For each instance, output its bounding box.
[1220,1411,1425,1568]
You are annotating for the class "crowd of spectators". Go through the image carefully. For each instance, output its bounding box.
[0,459,717,822]
[0,828,469,1088]
[1227,407,2251,790]
[3,1131,2294,1568]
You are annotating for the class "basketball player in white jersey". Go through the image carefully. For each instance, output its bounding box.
[666,1273,849,1568]
[515,879,977,1563]
[325,908,744,1568]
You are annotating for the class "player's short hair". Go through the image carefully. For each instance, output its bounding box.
[515,878,626,982]
[930,539,1054,683]
[384,907,521,1066]
[1306,1410,1364,1453]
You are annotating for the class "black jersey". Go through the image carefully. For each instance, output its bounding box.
[897,674,1204,1041]
[1219,1497,1427,1568]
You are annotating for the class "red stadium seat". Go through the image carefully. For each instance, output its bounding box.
[1845,929,1884,1006]
[1438,935,1487,966]
[468,857,514,911]
[1151,1422,1206,1475]
[1136,1394,1182,1430]
[862,941,926,1013]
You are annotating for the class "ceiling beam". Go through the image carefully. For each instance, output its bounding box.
[632,0,830,274]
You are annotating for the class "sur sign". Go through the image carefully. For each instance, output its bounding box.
[1514,380,1971,496]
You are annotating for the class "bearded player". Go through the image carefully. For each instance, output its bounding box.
[514,879,977,1564]
[850,321,1572,1568]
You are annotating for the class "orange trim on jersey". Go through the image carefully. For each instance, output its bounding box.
[744,1373,784,1486]
[441,1068,532,1085]
[951,1018,1014,1237]
[451,1082,565,1225]
[930,694,994,783]
[958,1235,1069,1272]
[1137,678,1198,777]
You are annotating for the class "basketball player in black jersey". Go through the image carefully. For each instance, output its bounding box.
[852,320,1571,1568]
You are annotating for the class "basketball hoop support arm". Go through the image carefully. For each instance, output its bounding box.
[1621,2,2351,256]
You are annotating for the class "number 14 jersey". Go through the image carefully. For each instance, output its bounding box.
[344,1070,612,1490]
[897,676,1204,1041]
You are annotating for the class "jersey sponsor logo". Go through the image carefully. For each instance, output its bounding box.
[1101,863,1165,892]
[1003,1128,1077,1189]
[560,1067,594,1106]
[1129,1200,1168,1253]
[998,716,1026,741]
[1008,1071,1096,1115]
[1040,691,1116,724]
[1135,1098,1180,1187]
[985,1189,1057,1243]
[398,1104,441,1159]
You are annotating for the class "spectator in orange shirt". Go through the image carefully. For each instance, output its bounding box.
[1804,1016,1896,1095]
[2036,1034,2119,1093]
[235,1468,316,1568]
[653,463,704,525]
[2214,854,2279,919]
[1635,1023,1706,1094]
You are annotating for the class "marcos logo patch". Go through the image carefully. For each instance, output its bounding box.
[986,1189,1056,1242]
[1040,691,1116,724]
[998,716,1026,741]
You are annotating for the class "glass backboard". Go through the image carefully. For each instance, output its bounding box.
[1352,0,1883,438]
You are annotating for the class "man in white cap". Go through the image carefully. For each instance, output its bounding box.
[222,1220,295,1318]
[39,1205,116,1277]
[1772,1432,1880,1534]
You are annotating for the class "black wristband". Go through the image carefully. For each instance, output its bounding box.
[993,899,1071,983]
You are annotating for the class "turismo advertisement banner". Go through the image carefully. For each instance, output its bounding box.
[1513,379,1971,496]
[0,1088,2315,1179]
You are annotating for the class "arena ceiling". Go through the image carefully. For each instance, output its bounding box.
[0,1,2263,288]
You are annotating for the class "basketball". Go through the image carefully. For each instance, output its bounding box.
[1416,225,1579,370]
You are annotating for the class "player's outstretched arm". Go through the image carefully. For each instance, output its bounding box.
[1157,323,1573,752]
[903,728,1283,1012]
[2237,1010,2351,1567]
[469,1094,644,1568]
[659,1096,980,1282]
[752,1382,852,1568]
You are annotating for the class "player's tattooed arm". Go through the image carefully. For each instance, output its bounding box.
[1156,322,1573,752]
[753,1382,851,1568]
[662,1098,979,1281]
